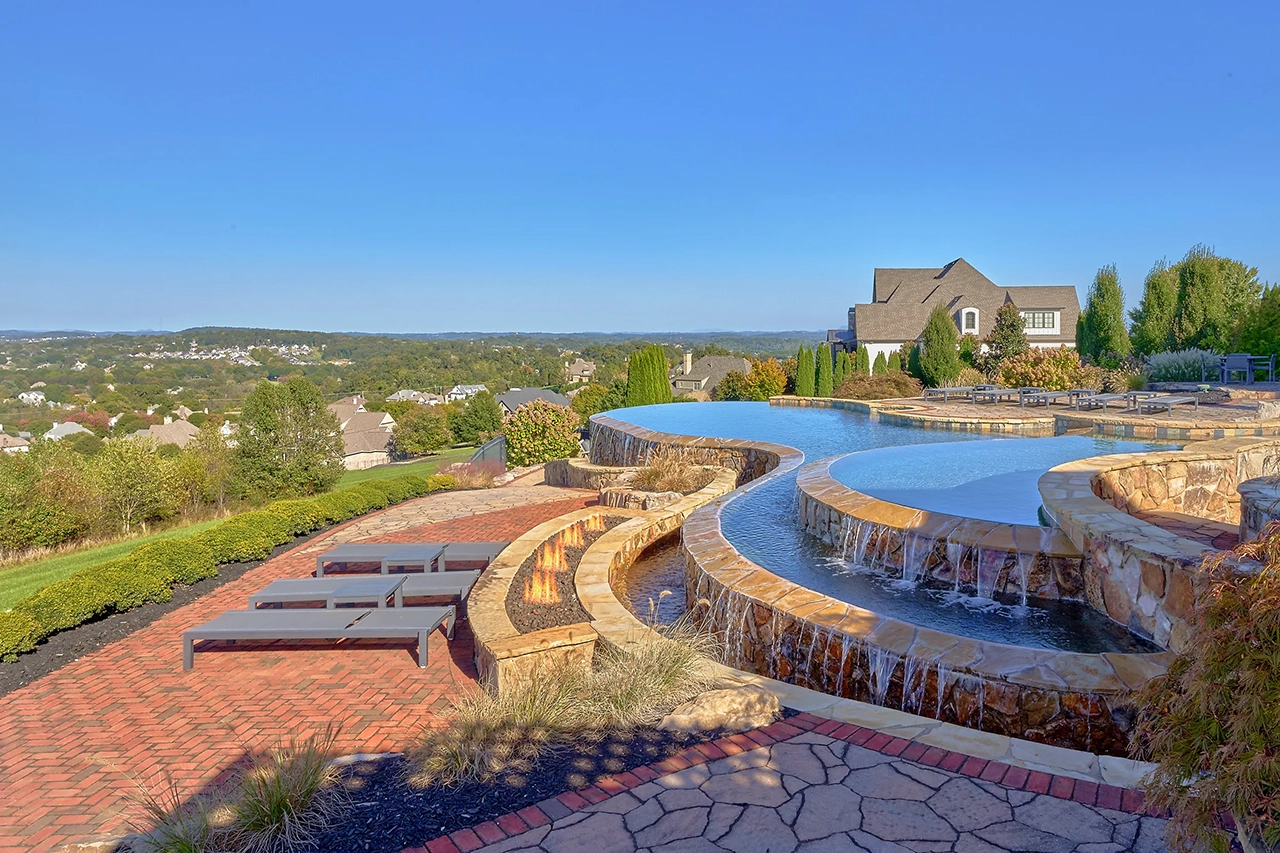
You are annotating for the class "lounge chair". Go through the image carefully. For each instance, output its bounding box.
[1020,390,1072,408]
[923,386,981,403]
[251,571,482,610]
[1134,395,1198,416]
[1073,393,1128,412]
[971,387,1019,404]
[316,543,445,576]
[182,606,456,669]
[439,541,509,571]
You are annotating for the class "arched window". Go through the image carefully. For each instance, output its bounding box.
[962,308,979,333]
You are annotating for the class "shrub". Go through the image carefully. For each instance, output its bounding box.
[263,499,328,536]
[919,304,962,387]
[887,351,902,372]
[1133,521,1280,852]
[15,573,118,633]
[631,448,716,494]
[397,474,433,498]
[81,559,174,610]
[833,372,923,401]
[132,539,219,585]
[344,483,391,514]
[426,473,458,493]
[979,302,1029,377]
[998,346,1099,391]
[192,521,280,564]
[439,461,500,489]
[0,611,44,659]
[311,491,363,525]
[1147,348,1217,382]
[504,399,581,467]
[950,367,986,388]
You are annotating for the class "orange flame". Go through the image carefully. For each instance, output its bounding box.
[524,569,560,605]
[534,538,568,572]
[561,523,584,549]
[584,515,606,534]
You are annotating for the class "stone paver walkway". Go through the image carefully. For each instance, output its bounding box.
[1132,509,1239,550]
[435,716,1169,853]
[0,486,594,853]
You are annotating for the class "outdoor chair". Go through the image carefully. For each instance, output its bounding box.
[1220,353,1254,385]
[183,606,457,669]
[1250,354,1275,382]
[971,387,1019,404]
[1134,395,1198,417]
[439,541,510,571]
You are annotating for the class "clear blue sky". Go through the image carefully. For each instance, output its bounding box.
[3,2,1277,334]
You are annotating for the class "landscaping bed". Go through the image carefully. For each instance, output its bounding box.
[504,515,629,634]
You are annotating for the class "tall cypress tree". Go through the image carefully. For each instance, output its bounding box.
[855,344,870,374]
[833,350,849,388]
[872,352,888,375]
[816,343,834,397]
[1079,263,1132,360]
[795,346,815,397]
[1172,248,1231,352]
[919,305,962,388]
[625,345,672,407]
[887,351,902,372]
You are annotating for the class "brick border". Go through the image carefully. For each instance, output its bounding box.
[404,711,1160,853]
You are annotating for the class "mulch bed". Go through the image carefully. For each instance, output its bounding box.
[0,528,333,697]
[504,516,629,634]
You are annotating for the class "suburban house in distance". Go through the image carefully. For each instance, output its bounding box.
[446,384,487,402]
[826,258,1080,365]
[670,353,751,400]
[44,421,92,441]
[385,389,444,405]
[495,388,571,414]
[0,433,29,453]
[326,395,397,470]
[563,357,596,384]
[132,418,201,448]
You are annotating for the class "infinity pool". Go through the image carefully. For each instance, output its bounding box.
[605,402,1161,652]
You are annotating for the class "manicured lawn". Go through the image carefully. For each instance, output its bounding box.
[0,519,224,610]
[336,446,475,488]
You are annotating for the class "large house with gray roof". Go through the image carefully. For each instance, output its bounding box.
[827,258,1080,366]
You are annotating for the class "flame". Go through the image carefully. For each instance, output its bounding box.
[584,515,606,534]
[534,538,568,572]
[524,569,560,605]
[561,523,584,549]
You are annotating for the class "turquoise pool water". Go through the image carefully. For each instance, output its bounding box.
[604,402,1161,652]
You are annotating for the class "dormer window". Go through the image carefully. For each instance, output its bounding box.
[961,309,979,333]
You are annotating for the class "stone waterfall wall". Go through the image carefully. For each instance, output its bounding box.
[588,414,790,486]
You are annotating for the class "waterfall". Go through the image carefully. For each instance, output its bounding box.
[838,517,854,561]
[899,512,925,586]
[974,549,1003,600]
[945,538,965,593]
[867,645,901,707]
[833,635,854,698]
[934,662,951,720]
[901,656,928,714]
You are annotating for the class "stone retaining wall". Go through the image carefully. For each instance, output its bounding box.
[1240,477,1280,542]
[588,414,795,485]
[796,461,1084,602]
[770,396,1057,435]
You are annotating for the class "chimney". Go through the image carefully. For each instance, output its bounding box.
[683,352,693,375]
[164,416,172,425]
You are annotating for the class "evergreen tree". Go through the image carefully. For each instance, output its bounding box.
[855,344,870,374]
[1172,246,1232,352]
[624,346,672,407]
[981,302,1029,375]
[1237,284,1280,362]
[887,352,902,372]
[1079,263,1132,360]
[815,343,834,397]
[794,346,815,397]
[872,352,888,375]
[906,343,923,380]
[1129,260,1178,356]
[449,390,503,444]
[919,305,962,388]
[832,350,848,388]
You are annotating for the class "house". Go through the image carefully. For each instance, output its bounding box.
[495,388,572,415]
[419,393,445,406]
[0,434,29,454]
[670,353,752,399]
[827,258,1081,365]
[133,418,201,448]
[446,384,487,402]
[385,389,425,403]
[564,358,596,384]
[325,396,396,470]
[44,421,92,441]
[174,405,195,421]
[18,390,45,406]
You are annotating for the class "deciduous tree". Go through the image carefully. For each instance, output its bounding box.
[449,391,504,445]
[1079,263,1132,360]
[392,406,453,457]
[1130,260,1178,356]
[234,378,344,498]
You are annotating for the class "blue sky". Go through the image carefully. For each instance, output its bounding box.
[3,2,1278,334]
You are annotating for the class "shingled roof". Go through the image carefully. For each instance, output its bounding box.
[850,258,1079,344]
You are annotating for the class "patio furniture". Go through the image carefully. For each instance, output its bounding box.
[971,387,1020,404]
[1220,353,1255,385]
[1073,393,1128,412]
[1015,387,1046,406]
[438,541,509,571]
[1125,390,1160,406]
[316,543,445,577]
[1020,390,1071,408]
[1065,388,1099,404]
[1134,395,1198,416]
[182,606,456,669]
[1250,354,1276,382]
[1201,354,1225,382]
[251,576,406,609]
[923,386,975,403]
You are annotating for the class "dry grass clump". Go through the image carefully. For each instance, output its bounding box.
[131,728,343,853]
[409,616,717,787]
[440,460,502,489]
[833,371,923,401]
[630,448,716,494]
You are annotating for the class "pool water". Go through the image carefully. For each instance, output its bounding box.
[605,403,1163,653]
[828,436,1171,526]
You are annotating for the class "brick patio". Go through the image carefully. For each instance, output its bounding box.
[0,487,594,853]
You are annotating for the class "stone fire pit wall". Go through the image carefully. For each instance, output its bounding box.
[1039,437,1280,651]
[796,459,1085,602]
[1240,477,1280,542]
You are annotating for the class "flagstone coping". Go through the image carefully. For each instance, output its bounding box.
[405,711,1166,853]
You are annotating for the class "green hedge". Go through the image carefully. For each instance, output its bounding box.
[0,473,450,660]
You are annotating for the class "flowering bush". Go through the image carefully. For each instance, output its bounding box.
[997,346,1101,391]
[503,400,581,467]
[1147,348,1217,383]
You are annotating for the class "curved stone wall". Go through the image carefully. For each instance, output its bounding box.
[1240,477,1280,542]
[797,459,1084,602]
[1038,437,1280,651]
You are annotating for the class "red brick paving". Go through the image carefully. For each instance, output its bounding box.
[0,493,593,853]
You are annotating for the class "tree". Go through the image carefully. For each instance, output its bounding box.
[185,423,234,510]
[872,352,888,375]
[1129,260,1178,356]
[855,344,870,375]
[570,383,612,419]
[503,400,581,466]
[980,302,1029,376]
[92,438,178,535]
[234,378,344,498]
[713,371,751,402]
[1172,246,1232,352]
[1237,284,1280,363]
[815,344,833,397]
[794,347,815,397]
[887,352,902,372]
[919,305,962,387]
[392,406,453,457]
[1079,263,1132,360]
[717,358,788,401]
[832,350,849,388]
[449,391,504,445]
[625,346,673,407]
